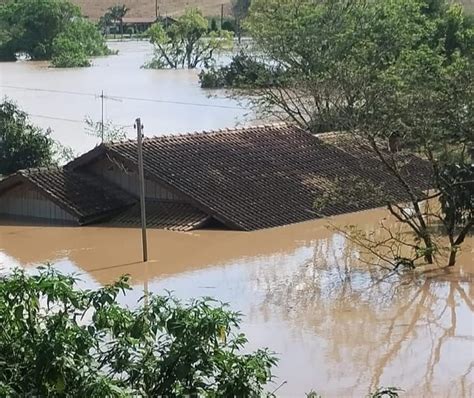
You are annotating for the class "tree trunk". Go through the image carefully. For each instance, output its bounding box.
[447,248,457,267]
[237,18,242,44]
[420,230,434,264]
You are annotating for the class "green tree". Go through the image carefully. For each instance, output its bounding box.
[231,0,251,42]
[210,17,218,32]
[0,0,80,60]
[144,8,233,69]
[51,18,113,67]
[0,100,54,175]
[0,0,111,66]
[107,4,129,38]
[245,0,473,268]
[0,267,277,396]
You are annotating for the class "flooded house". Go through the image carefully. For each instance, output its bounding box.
[0,124,430,231]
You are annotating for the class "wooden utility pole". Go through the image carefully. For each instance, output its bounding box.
[220,4,224,29]
[100,90,104,142]
[135,118,148,262]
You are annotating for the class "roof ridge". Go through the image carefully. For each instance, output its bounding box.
[107,122,293,146]
[18,166,63,176]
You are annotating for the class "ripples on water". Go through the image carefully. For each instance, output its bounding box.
[0,208,472,397]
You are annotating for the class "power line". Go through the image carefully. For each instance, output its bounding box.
[0,84,248,110]
[29,113,133,128]
[29,113,85,124]
[2,85,95,98]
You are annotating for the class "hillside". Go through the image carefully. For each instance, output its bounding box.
[73,0,232,20]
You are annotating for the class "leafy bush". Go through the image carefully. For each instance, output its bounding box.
[0,267,277,396]
[199,52,282,88]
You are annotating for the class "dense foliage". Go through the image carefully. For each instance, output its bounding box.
[144,8,232,69]
[0,267,277,396]
[245,0,473,130]
[242,0,473,268]
[0,100,54,175]
[0,0,111,66]
[51,18,113,67]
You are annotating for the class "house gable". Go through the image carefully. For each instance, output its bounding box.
[0,168,136,226]
[0,181,77,223]
[84,156,186,202]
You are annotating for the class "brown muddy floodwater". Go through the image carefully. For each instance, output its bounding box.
[0,41,248,154]
[0,208,473,397]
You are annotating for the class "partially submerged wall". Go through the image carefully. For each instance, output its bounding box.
[0,183,76,223]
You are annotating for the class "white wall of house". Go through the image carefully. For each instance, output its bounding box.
[87,157,186,202]
[0,184,76,222]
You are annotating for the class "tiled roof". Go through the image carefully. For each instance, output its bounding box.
[0,168,136,224]
[109,200,210,231]
[69,124,432,231]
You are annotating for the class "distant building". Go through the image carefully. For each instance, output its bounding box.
[122,16,157,32]
[0,124,430,231]
[71,0,231,21]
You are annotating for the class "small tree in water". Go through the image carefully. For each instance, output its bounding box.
[144,8,233,69]
[107,4,129,38]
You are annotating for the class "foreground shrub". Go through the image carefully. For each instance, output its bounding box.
[0,267,277,396]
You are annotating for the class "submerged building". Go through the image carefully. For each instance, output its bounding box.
[0,124,430,231]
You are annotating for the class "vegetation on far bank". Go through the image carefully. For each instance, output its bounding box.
[0,0,112,67]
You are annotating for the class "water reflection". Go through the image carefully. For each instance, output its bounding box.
[0,208,472,397]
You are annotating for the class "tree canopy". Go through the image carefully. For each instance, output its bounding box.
[103,5,129,36]
[242,0,473,268]
[0,100,55,176]
[0,0,111,66]
[231,0,251,41]
[144,8,232,69]
[245,0,472,130]
[51,18,112,67]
